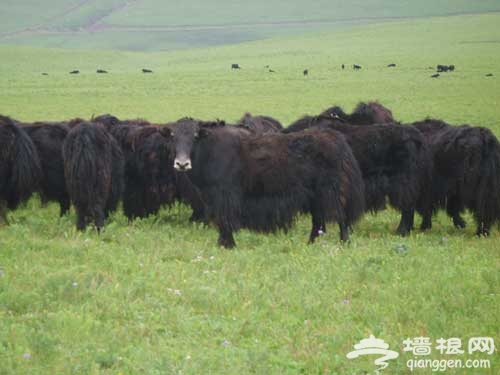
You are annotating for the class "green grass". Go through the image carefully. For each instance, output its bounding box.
[0,13,500,374]
[1,0,500,50]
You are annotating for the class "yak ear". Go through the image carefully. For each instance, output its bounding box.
[159,125,173,137]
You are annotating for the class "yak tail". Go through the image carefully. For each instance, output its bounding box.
[8,122,42,209]
[62,127,103,210]
[475,130,500,226]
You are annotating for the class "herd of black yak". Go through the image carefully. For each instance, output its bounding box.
[1,101,500,248]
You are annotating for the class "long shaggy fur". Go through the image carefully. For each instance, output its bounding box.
[321,101,395,125]
[62,121,124,231]
[0,115,42,222]
[20,121,70,216]
[166,119,364,247]
[285,115,432,235]
[237,113,283,134]
[413,119,500,235]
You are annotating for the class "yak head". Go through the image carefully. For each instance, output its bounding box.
[161,118,224,172]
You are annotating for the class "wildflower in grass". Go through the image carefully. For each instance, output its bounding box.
[22,353,31,360]
[221,340,231,347]
[72,282,78,287]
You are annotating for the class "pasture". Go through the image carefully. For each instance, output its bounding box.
[0,13,499,374]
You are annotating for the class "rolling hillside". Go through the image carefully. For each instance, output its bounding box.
[1,0,500,50]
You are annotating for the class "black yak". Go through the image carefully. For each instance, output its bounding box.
[20,121,70,216]
[284,115,432,236]
[321,101,395,125]
[0,115,42,225]
[62,121,124,231]
[237,113,283,134]
[163,118,365,248]
[231,64,241,69]
[412,119,500,235]
[93,115,203,223]
[121,125,178,220]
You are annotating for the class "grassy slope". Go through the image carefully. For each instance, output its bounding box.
[1,0,500,50]
[0,14,499,374]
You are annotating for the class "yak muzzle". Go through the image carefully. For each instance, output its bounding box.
[174,158,192,171]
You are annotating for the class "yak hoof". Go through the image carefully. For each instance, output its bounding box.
[396,226,411,236]
[453,217,466,229]
[218,237,236,249]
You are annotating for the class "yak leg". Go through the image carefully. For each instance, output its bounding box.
[94,207,105,234]
[217,223,236,248]
[446,196,466,229]
[396,208,414,236]
[76,208,87,231]
[476,221,491,237]
[339,221,349,242]
[308,211,325,244]
[60,196,71,217]
[0,200,8,226]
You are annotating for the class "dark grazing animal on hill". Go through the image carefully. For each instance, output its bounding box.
[412,119,500,236]
[163,118,365,248]
[321,101,395,125]
[20,121,70,216]
[62,122,124,231]
[0,115,42,225]
[231,64,241,69]
[284,115,432,236]
[237,113,283,134]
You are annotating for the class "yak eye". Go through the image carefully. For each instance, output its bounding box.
[194,132,199,138]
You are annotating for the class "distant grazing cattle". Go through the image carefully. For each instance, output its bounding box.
[69,70,79,74]
[0,115,42,225]
[353,64,362,70]
[341,64,345,69]
[62,122,124,231]
[164,118,365,247]
[387,63,397,67]
[412,119,500,236]
[284,115,432,236]
[20,121,71,216]
[96,69,108,74]
[142,68,153,73]
[303,69,308,76]
[42,72,48,75]
[437,64,455,73]
[321,101,395,125]
[431,73,440,78]
[237,113,283,134]
[486,73,494,77]
[231,64,241,69]
[269,69,276,73]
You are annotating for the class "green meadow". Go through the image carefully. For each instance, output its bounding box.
[0,11,499,375]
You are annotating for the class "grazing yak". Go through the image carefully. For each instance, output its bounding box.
[163,118,364,248]
[0,115,42,225]
[62,121,124,231]
[412,119,500,235]
[20,121,71,216]
[237,113,283,134]
[93,114,203,222]
[284,115,432,236]
[321,101,395,125]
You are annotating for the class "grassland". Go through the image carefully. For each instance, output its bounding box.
[0,13,499,374]
[1,0,500,50]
